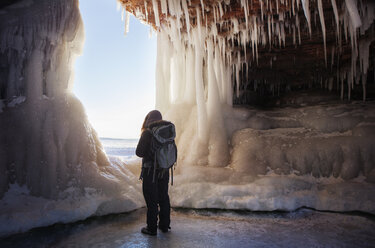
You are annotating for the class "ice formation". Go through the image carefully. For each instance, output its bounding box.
[121,0,375,102]
[119,0,375,167]
[119,0,375,212]
[0,0,143,236]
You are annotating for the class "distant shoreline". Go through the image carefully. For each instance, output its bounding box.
[100,137,139,141]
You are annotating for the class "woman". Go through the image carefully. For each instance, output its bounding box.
[136,110,171,236]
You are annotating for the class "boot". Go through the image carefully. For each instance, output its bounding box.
[141,227,157,236]
[158,226,171,233]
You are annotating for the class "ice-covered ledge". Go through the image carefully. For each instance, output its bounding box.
[168,102,375,214]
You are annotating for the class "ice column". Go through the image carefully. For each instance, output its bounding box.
[0,0,112,199]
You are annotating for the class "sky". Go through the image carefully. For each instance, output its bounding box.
[74,0,156,139]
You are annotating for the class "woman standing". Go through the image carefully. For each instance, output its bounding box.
[136,110,172,236]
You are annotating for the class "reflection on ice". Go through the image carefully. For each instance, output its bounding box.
[0,208,374,248]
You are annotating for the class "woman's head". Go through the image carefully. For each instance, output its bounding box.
[141,110,162,132]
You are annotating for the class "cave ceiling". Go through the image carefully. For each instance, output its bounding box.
[120,0,375,102]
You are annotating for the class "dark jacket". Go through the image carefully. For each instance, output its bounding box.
[136,120,172,167]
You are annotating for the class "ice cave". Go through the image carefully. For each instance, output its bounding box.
[0,0,375,246]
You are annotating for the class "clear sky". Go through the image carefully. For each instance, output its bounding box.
[74,0,156,139]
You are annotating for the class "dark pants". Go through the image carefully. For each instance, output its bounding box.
[142,168,170,232]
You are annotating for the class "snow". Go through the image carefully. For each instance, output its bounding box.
[0,173,143,237]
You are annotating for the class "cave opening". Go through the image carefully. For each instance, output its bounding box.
[73,0,157,139]
[1,0,375,242]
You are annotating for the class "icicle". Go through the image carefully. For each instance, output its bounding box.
[124,11,130,36]
[232,18,239,34]
[253,16,259,63]
[213,5,217,26]
[267,15,272,46]
[192,28,208,143]
[276,0,279,14]
[359,40,371,75]
[144,1,149,21]
[196,7,202,44]
[296,15,301,44]
[236,51,240,98]
[218,1,224,17]
[317,0,327,66]
[276,22,281,47]
[292,0,295,14]
[345,0,362,28]
[161,0,168,14]
[362,73,367,101]
[301,0,312,36]
[182,0,190,39]
[241,0,249,30]
[280,23,286,47]
[331,0,339,35]
[152,0,160,27]
[184,46,196,104]
[205,15,208,35]
[200,0,205,20]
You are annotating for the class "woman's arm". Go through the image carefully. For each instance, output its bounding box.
[136,130,152,157]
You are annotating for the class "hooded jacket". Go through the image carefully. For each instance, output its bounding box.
[136,120,173,167]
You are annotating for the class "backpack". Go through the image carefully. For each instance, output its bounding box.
[150,122,177,185]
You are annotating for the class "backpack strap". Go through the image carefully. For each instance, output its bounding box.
[171,166,173,186]
[139,167,144,180]
[152,152,157,183]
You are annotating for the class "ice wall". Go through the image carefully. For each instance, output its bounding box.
[0,0,143,236]
[119,0,375,213]
[119,0,375,170]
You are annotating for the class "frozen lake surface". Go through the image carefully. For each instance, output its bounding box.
[100,138,139,162]
[0,208,374,248]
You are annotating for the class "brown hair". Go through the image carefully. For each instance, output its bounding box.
[141,116,148,133]
[141,110,162,133]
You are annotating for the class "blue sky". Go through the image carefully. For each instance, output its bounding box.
[74,0,156,139]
